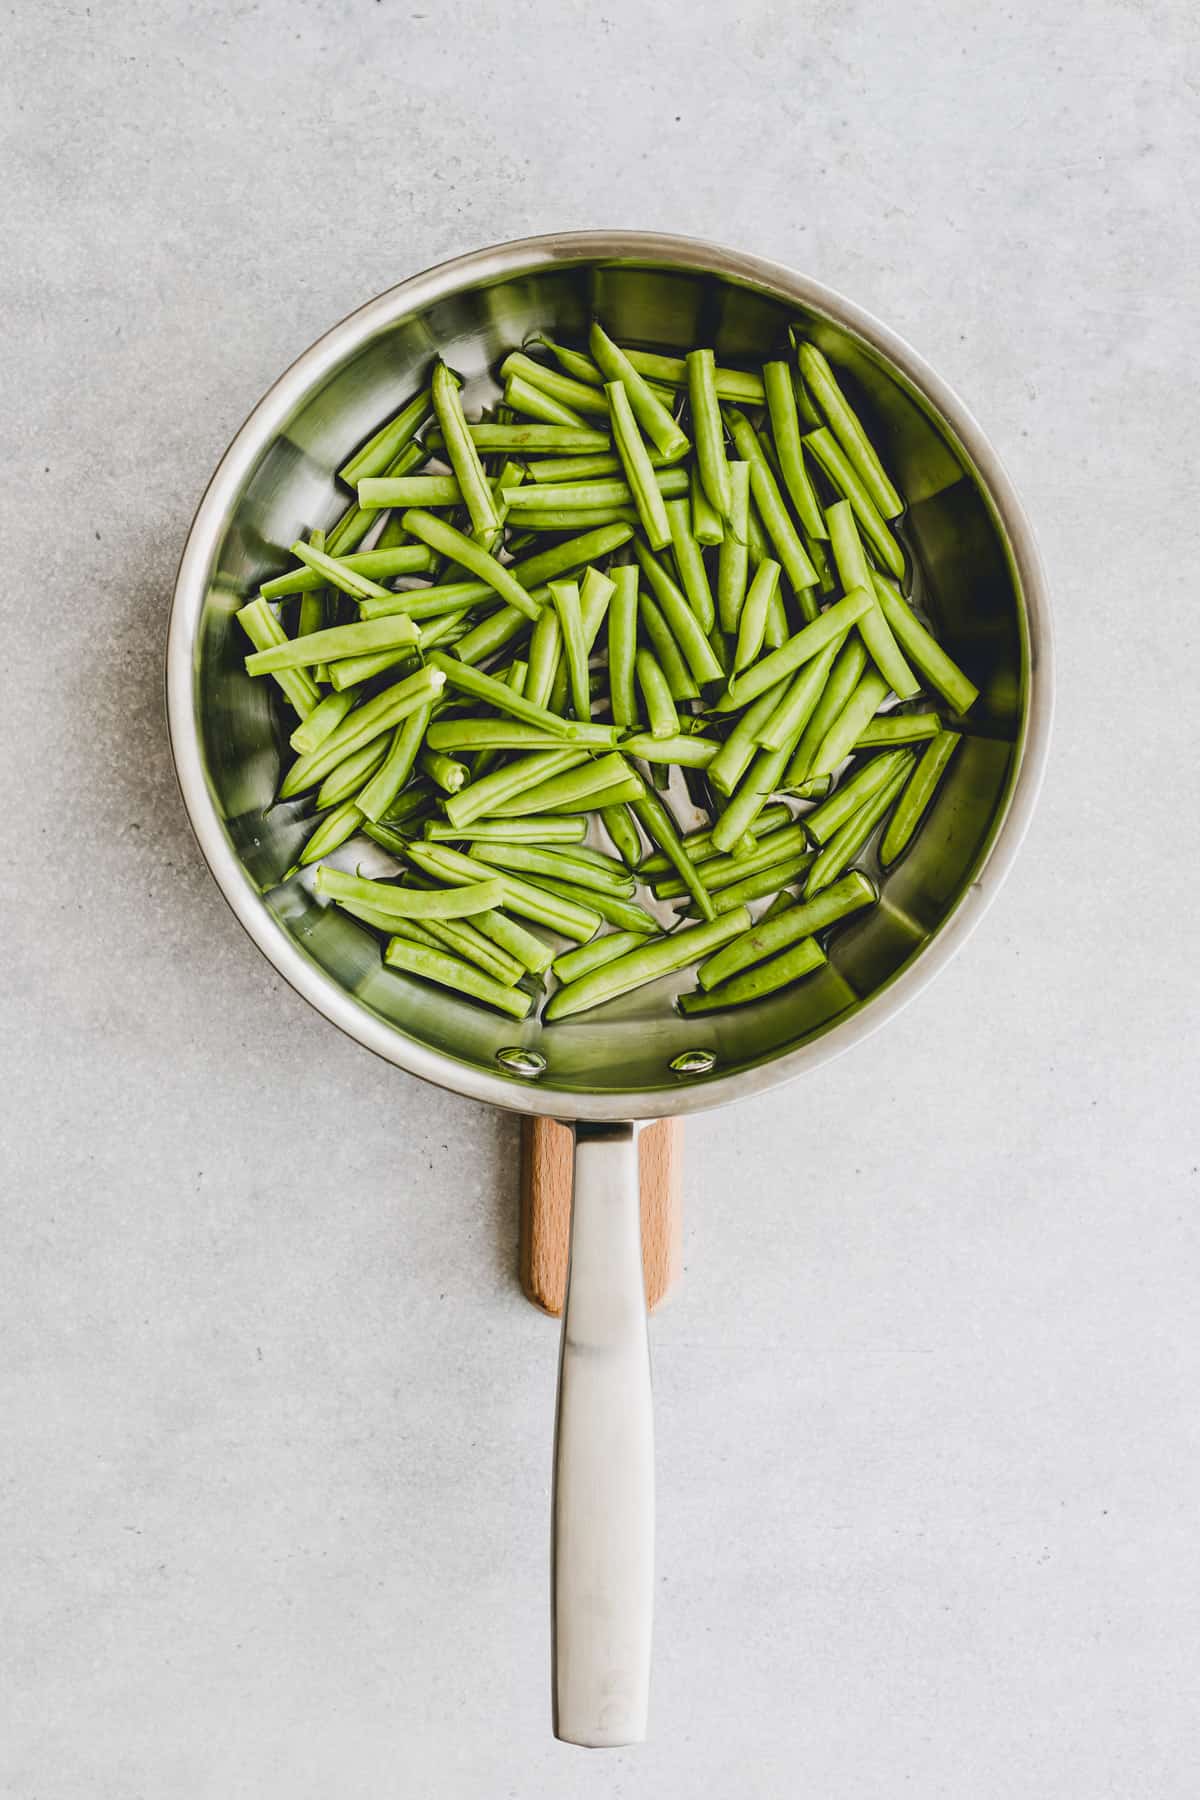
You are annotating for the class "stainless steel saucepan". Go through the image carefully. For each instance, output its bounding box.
[166,231,1052,1747]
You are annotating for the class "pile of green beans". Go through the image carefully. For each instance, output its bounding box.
[239,324,979,1023]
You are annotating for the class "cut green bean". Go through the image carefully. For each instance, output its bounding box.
[427,651,585,740]
[633,542,724,686]
[697,871,877,988]
[544,908,750,1020]
[716,461,751,632]
[630,791,715,922]
[289,686,354,754]
[756,636,844,753]
[295,799,365,866]
[706,850,815,912]
[600,802,643,870]
[499,468,686,512]
[528,451,625,483]
[709,719,810,854]
[880,731,962,866]
[857,711,941,747]
[466,842,634,898]
[427,717,617,754]
[733,558,781,675]
[358,579,494,620]
[707,678,790,796]
[400,511,542,620]
[430,421,611,454]
[327,646,419,691]
[803,748,912,844]
[710,587,872,715]
[357,704,431,823]
[624,349,765,404]
[419,747,469,794]
[552,930,648,986]
[236,598,320,718]
[467,907,554,975]
[500,351,609,418]
[826,499,918,697]
[689,461,724,545]
[296,526,329,678]
[797,342,904,519]
[279,665,446,799]
[808,669,892,780]
[549,578,590,719]
[287,540,397,602]
[687,349,732,520]
[635,649,680,739]
[803,428,905,577]
[654,822,810,898]
[315,735,389,809]
[528,333,604,386]
[407,841,600,942]
[534,877,658,936]
[503,373,589,428]
[763,361,826,538]
[383,937,533,1019]
[621,732,718,769]
[358,475,462,509]
[450,605,532,668]
[245,613,418,674]
[489,752,632,818]
[262,545,433,600]
[551,776,645,814]
[504,506,640,533]
[314,865,506,919]
[638,804,789,876]
[679,936,827,1011]
[638,589,700,702]
[784,636,868,788]
[804,759,912,896]
[415,917,525,986]
[607,559,639,730]
[443,747,588,831]
[664,496,715,631]
[424,815,586,845]
[872,575,980,714]
[725,409,818,610]
[606,378,672,548]
[339,388,431,487]
[589,322,690,461]
[514,524,635,588]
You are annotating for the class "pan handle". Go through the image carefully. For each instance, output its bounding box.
[552,1120,654,1747]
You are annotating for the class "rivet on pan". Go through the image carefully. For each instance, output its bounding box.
[669,1048,716,1076]
[496,1047,547,1078]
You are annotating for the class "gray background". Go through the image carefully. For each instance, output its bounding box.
[4,1,1197,1795]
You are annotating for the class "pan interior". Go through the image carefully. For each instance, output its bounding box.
[190,253,1030,1099]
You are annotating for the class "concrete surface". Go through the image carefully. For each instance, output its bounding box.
[3,1,1198,1795]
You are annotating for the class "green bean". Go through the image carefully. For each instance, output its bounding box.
[244,613,418,675]
[697,871,877,988]
[358,474,462,509]
[383,937,533,1019]
[637,589,699,702]
[262,545,434,600]
[329,646,423,691]
[707,678,790,796]
[288,539,397,602]
[407,841,599,942]
[552,775,645,814]
[380,778,436,826]
[443,747,588,831]
[415,917,525,986]
[793,775,832,801]
[744,490,772,568]
[338,387,431,487]
[465,906,554,975]
[705,850,815,912]
[633,542,724,686]
[289,686,354,754]
[579,565,615,654]
[709,718,810,853]
[804,759,912,896]
[638,804,789,876]
[315,735,390,809]
[534,876,658,936]
[528,334,605,386]
[872,575,980,713]
[467,842,635,899]
[327,439,426,556]
[710,587,872,714]
[856,712,940,748]
[427,651,586,740]
[295,526,331,680]
[516,590,560,710]
[313,864,505,920]
[294,799,364,866]
[654,822,810,898]
[449,605,532,667]
[803,748,912,844]
[236,599,320,718]
[603,562,638,729]
[505,506,641,533]
[808,669,892,780]
[425,816,586,846]
[430,422,611,454]
[358,579,494,620]
[624,349,765,405]
[689,461,724,545]
[552,930,648,986]
[725,409,818,611]
[762,361,826,538]
[500,351,609,418]
[418,747,469,794]
[630,792,715,922]
[678,936,826,1011]
[662,496,715,632]
[603,378,670,548]
[544,908,750,1021]
[357,704,431,823]
[825,499,918,698]
[732,558,781,675]
[784,637,868,788]
[600,802,643,870]
[589,322,690,461]
[880,731,961,866]
[797,342,903,519]
[400,511,543,620]
[803,428,905,578]
[333,897,442,946]
[279,664,445,799]
[489,751,632,818]
[503,373,589,428]
[621,732,718,768]
[634,649,679,739]
[499,468,686,512]
[754,635,844,754]
[528,452,624,483]
[427,717,617,754]
[549,578,590,719]
[802,528,838,595]
[686,349,732,520]
[716,461,751,632]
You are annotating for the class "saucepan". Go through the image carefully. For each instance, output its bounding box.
[165,230,1052,1747]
